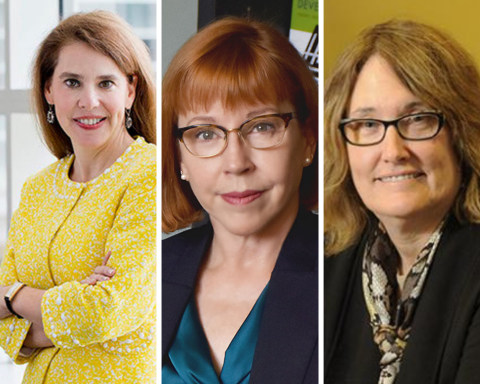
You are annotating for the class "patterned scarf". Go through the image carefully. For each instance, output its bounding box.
[362,220,444,384]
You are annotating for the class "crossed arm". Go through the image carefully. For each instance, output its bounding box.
[0,252,116,353]
[0,160,156,361]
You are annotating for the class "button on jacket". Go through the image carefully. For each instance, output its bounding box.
[0,137,156,384]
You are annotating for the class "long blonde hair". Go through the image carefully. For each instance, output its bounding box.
[325,19,480,256]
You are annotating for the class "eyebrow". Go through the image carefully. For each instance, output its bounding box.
[58,72,120,81]
[349,107,376,116]
[349,100,429,117]
[402,100,429,113]
[185,116,216,126]
[186,107,279,126]
[246,107,277,119]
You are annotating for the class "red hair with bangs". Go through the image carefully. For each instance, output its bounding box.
[162,17,318,233]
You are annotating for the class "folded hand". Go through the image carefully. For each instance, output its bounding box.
[80,251,116,285]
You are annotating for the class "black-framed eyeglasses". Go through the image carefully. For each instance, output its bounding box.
[338,112,445,146]
[176,112,297,158]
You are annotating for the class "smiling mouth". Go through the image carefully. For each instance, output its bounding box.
[377,173,424,183]
[74,117,106,126]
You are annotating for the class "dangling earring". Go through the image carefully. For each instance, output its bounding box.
[47,104,55,124]
[180,171,187,181]
[125,108,133,129]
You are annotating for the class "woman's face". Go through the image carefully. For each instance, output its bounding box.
[178,101,316,237]
[346,55,461,229]
[45,42,136,152]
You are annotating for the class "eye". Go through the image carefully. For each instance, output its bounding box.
[65,79,80,88]
[346,120,381,131]
[99,80,114,89]
[194,128,221,141]
[360,120,380,129]
[252,122,275,133]
[408,114,428,124]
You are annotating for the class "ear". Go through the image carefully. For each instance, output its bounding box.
[126,75,138,109]
[44,80,54,104]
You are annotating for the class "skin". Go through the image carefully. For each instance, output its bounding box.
[0,42,141,351]
[178,100,316,373]
[45,42,137,182]
[347,55,462,274]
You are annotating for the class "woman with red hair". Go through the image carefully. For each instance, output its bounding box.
[162,17,318,383]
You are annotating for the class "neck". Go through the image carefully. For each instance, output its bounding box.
[70,132,134,183]
[379,212,446,275]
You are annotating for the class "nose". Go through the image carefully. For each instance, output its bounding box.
[221,130,254,174]
[380,124,410,163]
[78,86,100,110]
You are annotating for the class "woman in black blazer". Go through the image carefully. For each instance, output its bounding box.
[325,20,480,384]
[162,17,318,383]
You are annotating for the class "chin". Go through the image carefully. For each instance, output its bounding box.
[73,136,107,150]
[223,221,266,237]
[371,203,439,223]
[211,213,273,237]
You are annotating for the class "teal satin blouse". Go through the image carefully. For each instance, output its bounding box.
[162,284,269,383]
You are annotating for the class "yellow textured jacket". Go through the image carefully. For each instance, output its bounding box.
[0,137,156,383]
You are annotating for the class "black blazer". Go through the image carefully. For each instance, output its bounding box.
[163,210,318,383]
[325,218,480,384]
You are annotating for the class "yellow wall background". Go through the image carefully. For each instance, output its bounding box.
[325,0,480,78]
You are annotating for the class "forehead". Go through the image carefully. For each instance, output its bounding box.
[349,55,426,117]
[54,42,123,76]
[178,100,294,123]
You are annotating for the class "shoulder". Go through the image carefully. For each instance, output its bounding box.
[287,209,318,248]
[162,223,211,258]
[324,235,365,294]
[325,244,359,271]
[19,157,67,197]
[431,219,480,289]
[272,210,319,272]
[162,223,212,274]
[134,137,156,160]
[298,210,319,233]
[128,138,156,176]
[118,138,156,194]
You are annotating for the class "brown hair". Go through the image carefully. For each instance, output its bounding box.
[325,19,480,255]
[32,10,156,158]
[162,17,318,233]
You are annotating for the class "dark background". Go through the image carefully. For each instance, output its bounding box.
[198,0,293,36]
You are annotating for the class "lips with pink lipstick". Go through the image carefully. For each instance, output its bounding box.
[221,190,264,205]
[73,116,107,130]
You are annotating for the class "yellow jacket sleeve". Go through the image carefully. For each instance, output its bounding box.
[41,166,156,349]
[0,205,35,364]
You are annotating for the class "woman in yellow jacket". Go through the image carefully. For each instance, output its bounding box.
[0,11,156,383]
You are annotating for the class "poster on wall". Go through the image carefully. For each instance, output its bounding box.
[289,0,318,80]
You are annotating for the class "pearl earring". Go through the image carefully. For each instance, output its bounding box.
[180,171,187,181]
[305,157,311,164]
